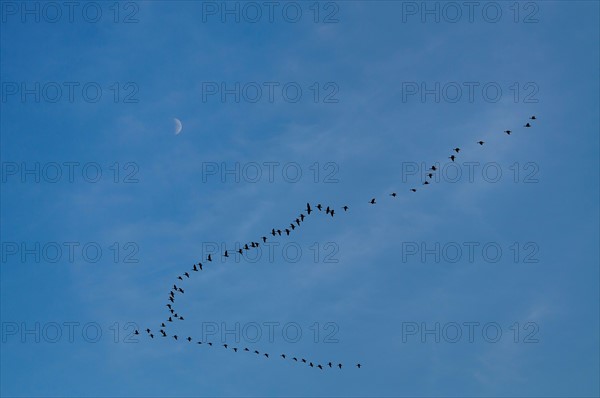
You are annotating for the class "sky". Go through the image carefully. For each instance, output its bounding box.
[1,1,599,397]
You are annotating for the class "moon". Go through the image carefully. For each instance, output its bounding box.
[174,118,183,135]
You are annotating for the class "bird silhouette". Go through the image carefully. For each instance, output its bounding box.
[223,344,228,348]
[134,330,139,335]
[198,263,203,270]
[173,335,178,340]
[390,193,397,197]
[184,272,189,278]
[271,229,276,236]
[342,205,349,211]
[430,165,437,171]
[300,214,305,221]
[356,363,362,369]
[426,173,433,178]
[262,236,267,243]
[233,348,238,352]
[369,198,376,204]
[302,359,307,363]
[281,354,286,359]
[530,115,536,120]
[410,188,417,192]
[317,364,323,369]
[477,140,485,145]
[285,229,290,236]
[187,337,192,342]
[177,276,183,280]
[306,203,312,214]
[293,357,298,361]
[254,350,259,354]
[328,362,332,368]
[338,364,342,369]
[449,155,456,162]
[244,348,249,352]
[264,353,269,358]
[423,181,430,185]
[330,209,335,217]
[223,251,229,257]
[192,264,198,271]
[453,147,460,153]
[524,122,531,127]
[504,130,512,135]
[317,204,322,211]
[207,254,212,262]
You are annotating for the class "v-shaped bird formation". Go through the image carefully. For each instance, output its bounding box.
[136,115,537,371]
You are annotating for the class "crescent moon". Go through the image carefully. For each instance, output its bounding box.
[174,118,183,135]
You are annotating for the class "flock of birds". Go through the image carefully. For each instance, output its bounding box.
[136,115,537,371]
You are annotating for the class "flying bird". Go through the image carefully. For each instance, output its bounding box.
[477,140,485,145]
[342,205,349,211]
[369,198,376,204]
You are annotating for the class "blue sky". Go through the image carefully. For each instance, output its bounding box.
[1,1,599,397]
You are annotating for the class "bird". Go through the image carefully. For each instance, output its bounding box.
[223,344,228,349]
[192,264,198,271]
[237,248,243,255]
[161,323,165,327]
[208,342,213,346]
[254,350,260,354]
[300,214,305,221]
[309,362,314,367]
[295,218,300,226]
[317,204,322,211]
[356,363,362,369]
[262,236,267,243]
[173,335,178,340]
[477,140,485,145]
[325,206,330,214]
[168,317,172,322]
[338,364,342,369]
[223,251,229,257]
[390,193,397,197]
[197,341,202,345]
[146,328,151,333]
[449,155,456,162]
[244,348,249,352]
[271,228,276,236]
[504,130,512,135]
[169,297,174,302]
[530,115,536,120]
[233,348,238,352]
[342,205,349,211]
[330,209,335,217]
[453,147,460,153]
[317,365,323,370]
[293,357,298,361]
[306,203,312,214]
[290,223,295,230]
[524,122,531,127]
[198,263,203,270]
[410,188,417,192]
[187,337,192,342]
[423,181,430,185]
[134,330,139,335]
[264,353,269,358]
[302,359,307,363]
[148,333,153,338]
[328,362,332,368]
[179,316,184,320]
[426,173,433,178]
[184,272,189,278]
[277,229,282,236]
[369,198,376,204]
[281,354,286,359]
[430,165,437,171]
[178,288,184,293]
[207,254,212,262]
[177,276,183,280]
[285,229,290,236]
